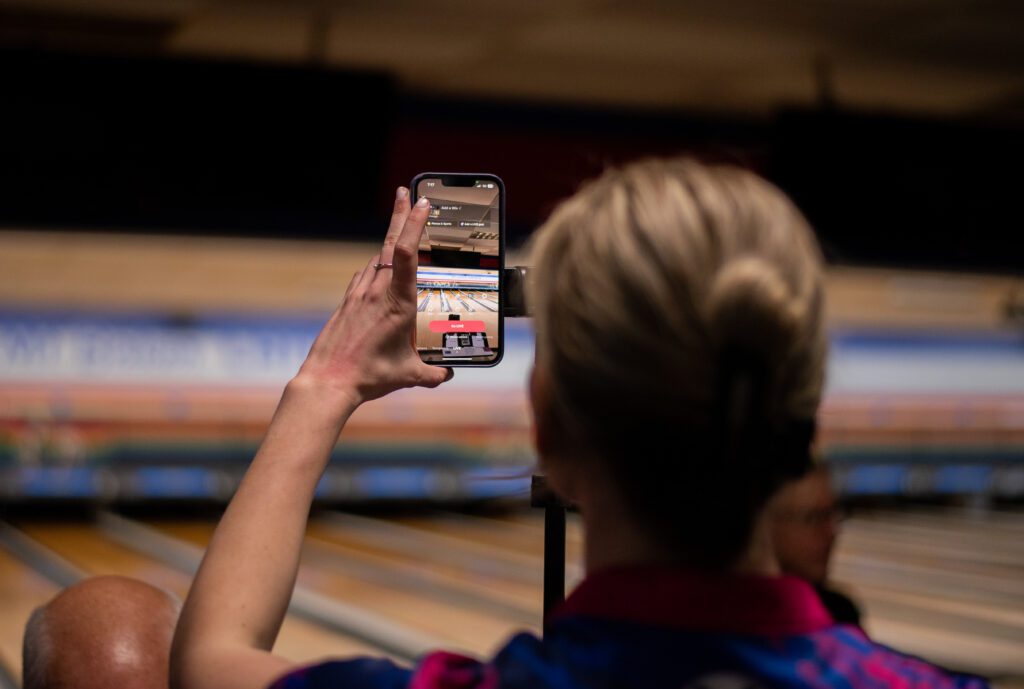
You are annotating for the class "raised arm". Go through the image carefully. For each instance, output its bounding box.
[170,189,450,689]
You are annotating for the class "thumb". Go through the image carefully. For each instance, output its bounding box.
[418,366,454,389]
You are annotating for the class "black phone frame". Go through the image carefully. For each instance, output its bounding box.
[411,172,506,368]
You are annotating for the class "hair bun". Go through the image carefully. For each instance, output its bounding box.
[706,256,803,366]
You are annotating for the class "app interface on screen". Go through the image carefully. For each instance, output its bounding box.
[414,178,500,363]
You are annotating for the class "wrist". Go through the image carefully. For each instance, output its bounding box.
[284,371,361,425]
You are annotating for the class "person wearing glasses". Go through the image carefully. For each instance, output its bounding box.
[771,464,862,626]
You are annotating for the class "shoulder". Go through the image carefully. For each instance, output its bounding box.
[407,632,559,689]
[268,625,992,689]
[266,646,515,689]
[269,657,412,689]
[798,625,991,689]
[409,651,499,689]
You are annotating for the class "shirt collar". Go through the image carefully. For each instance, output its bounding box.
[549,565,834,636]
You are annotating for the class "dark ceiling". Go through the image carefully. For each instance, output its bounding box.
[1,0,1023,120]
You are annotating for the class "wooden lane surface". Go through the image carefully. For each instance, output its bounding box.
[390,512,587,587]
[316,511,583,590]
[834,508,1024,607]
[310,514,546,602]
[303,524,540,621]
[0,230,380,313]
[2,230,1020,330]
[315,513,550,587]
[12,523,384,665]
[0,549,60,683]
[393,512,583,567]
[825,266,1022,330]
[150,520,535,658]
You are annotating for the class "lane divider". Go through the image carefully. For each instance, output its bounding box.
[0,522,91,689]
[0,522,86,589]
[318,511,584,587]
[318,512,542,583]
[0,659,17,689]
[95,512,439,663]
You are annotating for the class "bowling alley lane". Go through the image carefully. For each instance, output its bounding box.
[829,509,1024,681]
[304,521,541,620]
[2,507,1023,686]
[309,513,549,598]
[145,518,536,657]
[394,511,582,561]
[10,522,388,665]
[0,549,59,683]
[833,510,1024,607]
[314,513,549,587]
[151,516,543,617]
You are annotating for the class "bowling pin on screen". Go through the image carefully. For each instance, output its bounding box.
[413,176,503,365]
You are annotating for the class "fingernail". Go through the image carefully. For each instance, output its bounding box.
[396,186,408,200]
[416,196,430,208]
[444,368,454,381]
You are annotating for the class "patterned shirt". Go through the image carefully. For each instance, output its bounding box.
[271,566,989,689]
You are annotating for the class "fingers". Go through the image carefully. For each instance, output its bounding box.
[380,187,411,265]
[390,195,431,299]
[347,255,381,302]
[340,270,360,303]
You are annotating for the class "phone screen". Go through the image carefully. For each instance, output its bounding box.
[413,174,503,366]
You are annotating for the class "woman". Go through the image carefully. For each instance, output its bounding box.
[170,160,987,689]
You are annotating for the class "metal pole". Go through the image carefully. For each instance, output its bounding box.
[543,501,567,619]
[532,475,567,622]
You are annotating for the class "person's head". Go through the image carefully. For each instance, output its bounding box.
[527,157,826,569]
[770,465,842,584]
[23,575,181,689]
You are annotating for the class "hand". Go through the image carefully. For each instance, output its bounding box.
[294,187,453,410]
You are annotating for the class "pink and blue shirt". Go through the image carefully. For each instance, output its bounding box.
[271,566,989,689]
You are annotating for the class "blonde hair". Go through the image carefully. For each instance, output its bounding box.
[527,158,826,566]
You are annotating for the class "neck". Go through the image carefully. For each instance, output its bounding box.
[731,512,781,575]
[582,495,780,577]
[581,493,670,572]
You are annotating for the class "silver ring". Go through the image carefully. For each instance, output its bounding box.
[373,262,393,270]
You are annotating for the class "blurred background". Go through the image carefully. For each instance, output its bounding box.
[0,1,1022,687]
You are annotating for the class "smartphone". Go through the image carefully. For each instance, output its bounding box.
[411,172,504,367]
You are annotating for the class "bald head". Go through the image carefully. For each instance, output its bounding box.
[23,576,181,689]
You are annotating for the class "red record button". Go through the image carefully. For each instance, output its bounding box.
[429,320,486,333]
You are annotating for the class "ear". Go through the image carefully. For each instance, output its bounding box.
[529,365,581,504]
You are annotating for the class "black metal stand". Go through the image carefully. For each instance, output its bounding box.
[531,475,567,620]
